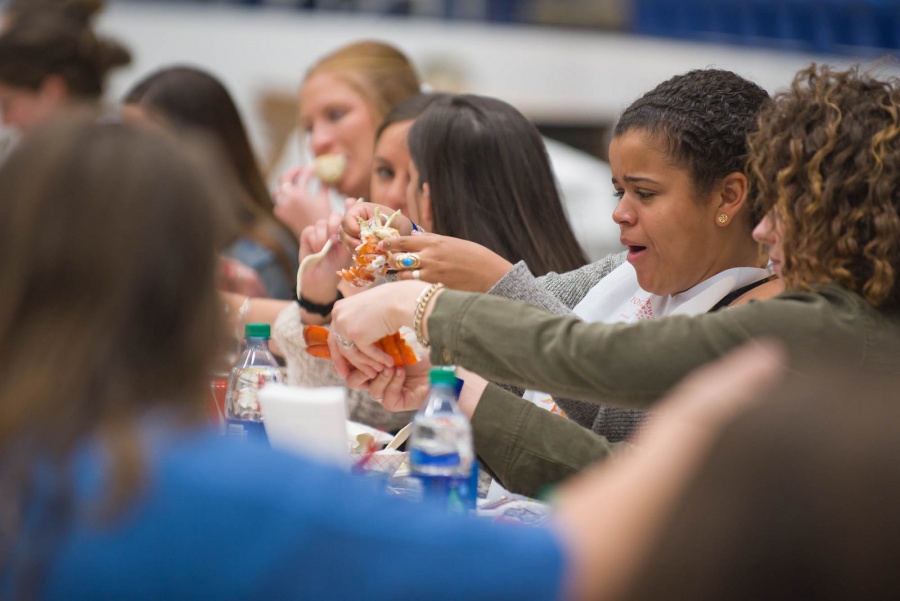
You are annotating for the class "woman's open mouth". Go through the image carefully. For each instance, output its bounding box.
[626,245,647,262]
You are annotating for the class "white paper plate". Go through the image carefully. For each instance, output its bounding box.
[346,421,393,447]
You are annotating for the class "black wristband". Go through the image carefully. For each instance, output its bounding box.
[297,289,343,316]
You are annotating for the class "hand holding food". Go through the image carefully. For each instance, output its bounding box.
[339,201,412,250]
[273,164,333,240]
[302,324,420,367]
[338,207,404,287]
[296,213,349,301]
[383,233,514,292]
[328,280,433,377]
[345,360,433,413]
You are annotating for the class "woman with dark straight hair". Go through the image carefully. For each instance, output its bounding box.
[124,66,300,300]
[404,94,588,277]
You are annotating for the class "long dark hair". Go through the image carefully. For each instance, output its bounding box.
[124,65,298,284]
[408,94,588,276]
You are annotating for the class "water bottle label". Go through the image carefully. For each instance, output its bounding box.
[409,448,461,469]
[414,474,476,514]
[225,418,269,445]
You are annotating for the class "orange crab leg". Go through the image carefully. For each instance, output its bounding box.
[302,325,419,366]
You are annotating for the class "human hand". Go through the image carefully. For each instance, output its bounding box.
[328,280,432,378]
[382,233,514,292]
[345,360,432,412]
[454,367,488,419]
[298,212,351,306]
[273,165,333,240]
[339,201,412,251]
[219,257,269,297]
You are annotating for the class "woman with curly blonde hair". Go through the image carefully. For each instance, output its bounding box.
[326,64,900,497]
[747,64,900,311]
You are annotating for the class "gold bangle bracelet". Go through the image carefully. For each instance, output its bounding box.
[413,283,444,348]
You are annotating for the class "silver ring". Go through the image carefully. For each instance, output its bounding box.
[412,269,421,280]
[333,333,354,350]
[371,397,384,403]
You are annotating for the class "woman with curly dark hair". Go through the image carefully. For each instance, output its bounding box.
[327,64,900,497]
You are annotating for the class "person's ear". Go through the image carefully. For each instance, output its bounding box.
[420,182,433,230]
[39,75,69,103]
[714,172,748,227]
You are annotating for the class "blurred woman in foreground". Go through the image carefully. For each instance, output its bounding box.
[0,115,568,599]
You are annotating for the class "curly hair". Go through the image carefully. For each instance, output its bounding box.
[747,64,900,310]
[614,68,770,198]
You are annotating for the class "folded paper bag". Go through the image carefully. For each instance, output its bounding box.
[258,384,349,469]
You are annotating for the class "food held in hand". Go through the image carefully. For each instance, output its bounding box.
[339,208,402,287]
[313,153,347,185]
[303,324,420,367]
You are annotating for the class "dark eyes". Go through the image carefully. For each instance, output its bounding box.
[327,109,347,122]
[613,189,654,200]
[375,166,395,180]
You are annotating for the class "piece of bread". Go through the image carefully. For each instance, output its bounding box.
[313,153,347,185]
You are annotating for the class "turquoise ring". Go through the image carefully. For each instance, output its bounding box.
[395,252,422,270]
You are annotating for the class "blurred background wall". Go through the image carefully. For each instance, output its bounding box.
[100,0,900,175]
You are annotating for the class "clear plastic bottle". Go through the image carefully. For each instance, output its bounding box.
[409,367,476,513]
[223,323,281,444]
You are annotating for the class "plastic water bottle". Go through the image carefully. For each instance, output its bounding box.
[409,367,476,513]
[223,323,281,444]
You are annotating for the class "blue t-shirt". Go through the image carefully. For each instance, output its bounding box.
[30,427,564,600]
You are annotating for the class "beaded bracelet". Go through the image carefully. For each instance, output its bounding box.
[413,283,444,348]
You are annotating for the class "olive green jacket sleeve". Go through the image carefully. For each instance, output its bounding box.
[428,285,891,409]
[470,382,627,498]
[428,285,900,496]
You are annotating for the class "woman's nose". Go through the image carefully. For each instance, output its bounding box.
[752,211,774,244]
[384,178,407,211]
[309,122,334,156]
[612,196,635,225]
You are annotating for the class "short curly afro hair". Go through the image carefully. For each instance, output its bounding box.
[614,68,770,201]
